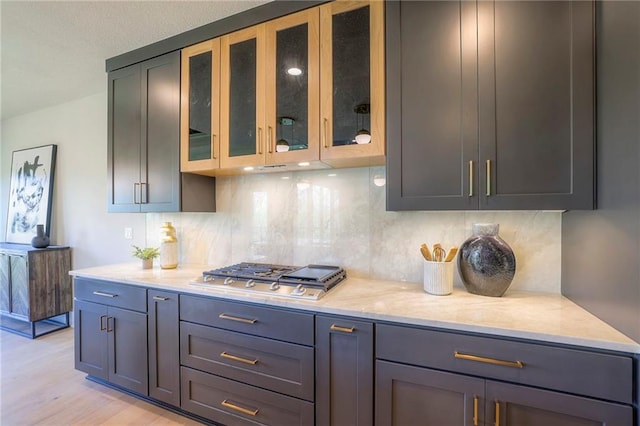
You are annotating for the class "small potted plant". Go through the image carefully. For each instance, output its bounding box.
[132,245,160,269]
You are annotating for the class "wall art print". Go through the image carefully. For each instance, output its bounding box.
[5,144,57,244]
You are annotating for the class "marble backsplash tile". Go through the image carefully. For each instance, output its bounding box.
[147,166,561,294]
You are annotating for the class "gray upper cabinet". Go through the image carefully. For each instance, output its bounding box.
[108,51,215,213]
[386,1,594,211]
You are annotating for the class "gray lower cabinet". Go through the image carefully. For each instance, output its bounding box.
[386,0,594,211]
[315,315,374,426]
[72,279,637,425]
[74,279,148,396]
[179,295,315,425]
[375,323,633,426]
[148,290,180,406]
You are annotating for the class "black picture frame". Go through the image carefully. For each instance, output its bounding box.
[5,144,57,244]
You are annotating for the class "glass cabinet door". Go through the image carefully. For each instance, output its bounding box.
[320,0,385,166]
[221,26,265,169]
[180,39,220,174]
[264,8,320,166]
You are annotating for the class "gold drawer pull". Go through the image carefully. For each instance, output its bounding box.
[473,396,479,426]
[152,296,169,301]
[495,401,501,426]
[220,351,258,365]
[93,291,117,298]
[221,399,259,417]
[330,324,355,333]
[454,351,524,369]
[219,313,258,324]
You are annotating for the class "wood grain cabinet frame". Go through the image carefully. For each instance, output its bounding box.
[319,0,386,168]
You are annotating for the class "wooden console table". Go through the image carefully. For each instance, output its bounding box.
[0,243,72,338]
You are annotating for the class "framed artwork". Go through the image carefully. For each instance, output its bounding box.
[5,144,57,244]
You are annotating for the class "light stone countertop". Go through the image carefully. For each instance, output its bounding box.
[70,263,640,354]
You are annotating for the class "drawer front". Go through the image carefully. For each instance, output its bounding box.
[180,321,314,400]
[376,323,633,404]
[74,278,146,312]
[181,366,315,426]
[180,295,314,345]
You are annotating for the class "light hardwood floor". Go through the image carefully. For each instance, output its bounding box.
[0,327,202,425]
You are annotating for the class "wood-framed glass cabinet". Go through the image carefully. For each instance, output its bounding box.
[180,38,221,175]
[319,0,385,168]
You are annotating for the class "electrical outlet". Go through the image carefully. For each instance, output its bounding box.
[124,227,133,239]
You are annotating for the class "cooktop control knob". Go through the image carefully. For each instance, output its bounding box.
[292,284,306,296]
[246,279,255,288]
[269,282,280,291]
[223,277,234,285]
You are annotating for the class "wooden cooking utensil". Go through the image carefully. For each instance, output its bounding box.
[420,243,432,261]
[444,246,459,262]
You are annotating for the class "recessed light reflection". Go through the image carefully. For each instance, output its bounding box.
[287,67,303,76]
[243,166,254,171]
[298,162,310,167]
[281,176,290,180]
[328,173,337,177]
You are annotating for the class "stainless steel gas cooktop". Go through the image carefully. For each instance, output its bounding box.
[190,262,346,300]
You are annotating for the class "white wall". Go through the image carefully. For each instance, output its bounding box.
[1,92,146,269]
[2,94,562,293]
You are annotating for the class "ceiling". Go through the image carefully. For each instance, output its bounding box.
[0,0,270,121]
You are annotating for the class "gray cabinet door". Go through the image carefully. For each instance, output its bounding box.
[74,299,109,380]
[375,360,484,426]
[107,305,148,395]
[107,63,142,212]
[107,51,181,213]
[140,52,180,212]
[486,380,632,426]
[148,290,179,406]
[478,1,594,210]
[316,315,374,426]
[386,0,478,211]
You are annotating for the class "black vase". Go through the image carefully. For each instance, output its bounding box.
[31,224,50,248]
[458,223,516,297]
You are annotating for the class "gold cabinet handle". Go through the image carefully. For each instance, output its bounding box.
[258,127,263,154]
[495,401,500,426]
[486,159,491,196]
[268,126,273,153]
[99,315,107,331]
[219,313,258,324]
[220,351,258,365]
[454,351,524,368]
[221,399,259,417]
[211,134,217,160]
[323,118,329,148]
[152,296,169,301]
[330,324,355,333]
[473,396,479,426]
[469,160,474,197]
[93,291,117,298]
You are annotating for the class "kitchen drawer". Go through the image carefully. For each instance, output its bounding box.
[180,295,314,345]
[181,366,314,426]
[376,323,633,404]
[74,278,146,312]
[180,321,314,401]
